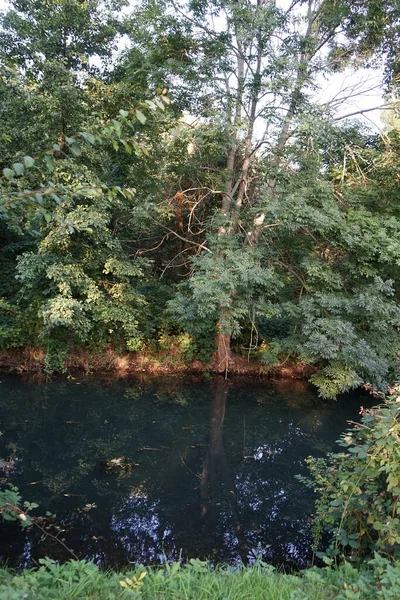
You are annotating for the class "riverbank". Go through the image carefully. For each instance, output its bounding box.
[1,558,399,600]
[0,346,315,378]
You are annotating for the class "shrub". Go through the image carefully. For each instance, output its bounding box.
[306,390,400,563]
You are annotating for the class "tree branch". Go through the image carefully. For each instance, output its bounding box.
[333,105,389,121]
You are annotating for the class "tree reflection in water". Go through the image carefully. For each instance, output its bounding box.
[199,377,247,562]
[0,374,372,568]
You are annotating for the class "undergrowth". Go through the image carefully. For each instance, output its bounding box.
[305,392,400,563]
[1,556,400,600]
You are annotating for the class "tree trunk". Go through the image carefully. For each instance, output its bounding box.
[214,8,264,373]
[215,321,232,374]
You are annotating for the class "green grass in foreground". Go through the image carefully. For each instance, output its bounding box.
[0,556,400,600]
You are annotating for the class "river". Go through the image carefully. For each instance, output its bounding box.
[0,374,372,568]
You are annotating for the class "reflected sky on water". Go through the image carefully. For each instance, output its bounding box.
[0,374,373,568]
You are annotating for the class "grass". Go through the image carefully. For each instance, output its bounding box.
[1,557,399,600]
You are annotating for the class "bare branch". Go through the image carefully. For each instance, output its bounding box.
[333,105,390,122]
[133,233,170,256]
[160,247,194,278]
[149,217,212,253]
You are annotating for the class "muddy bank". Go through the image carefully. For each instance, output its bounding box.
[0,346,315,379]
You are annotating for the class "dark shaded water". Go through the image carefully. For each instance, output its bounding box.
[0,374,372,568]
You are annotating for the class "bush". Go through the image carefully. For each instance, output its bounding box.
[306,390,400,563]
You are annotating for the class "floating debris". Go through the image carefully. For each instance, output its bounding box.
[102,457,138,471]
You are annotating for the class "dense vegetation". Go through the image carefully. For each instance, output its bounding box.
[1,2,400,592]
[1,556,400,600]
[1,0,400,398]
[307,392,400,564]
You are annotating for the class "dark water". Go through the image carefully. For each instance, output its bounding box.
[0,374,373,569]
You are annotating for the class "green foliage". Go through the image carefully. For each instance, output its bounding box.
[0,558,100,600]
[13,181,150,367]
[170,242,283,343]
[0,557,400,599]
[0,0,127,158]
[306,392,400,562]
[157,329,195,362]
[0,483,38,528]
[0,80,168,367]
[0,0,400,395]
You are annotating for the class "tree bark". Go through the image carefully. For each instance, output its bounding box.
[215,321,232,374]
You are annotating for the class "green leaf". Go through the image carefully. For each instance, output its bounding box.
[2,513,14,521]
[45,154,54,172]
[80,132,96,145]
[3,168,14,180]
[112,119,122,137]
[121,140,132,154]
[70,143,82,157]
[13,162,25,176]
[85,133,96,145]
[24,156,35,168]
[119,109,129,118]
[135,110,147,124]
[329,498,343,507]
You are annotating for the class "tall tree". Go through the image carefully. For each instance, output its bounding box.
[123,0,400,395]
[133,1,375,361]
[1,0,400,397]
[0,0,126,159]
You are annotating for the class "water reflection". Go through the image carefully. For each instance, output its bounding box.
[0,374,372,568]
[199,377,247,562]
